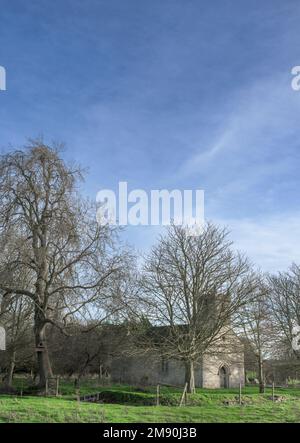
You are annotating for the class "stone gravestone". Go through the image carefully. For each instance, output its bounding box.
[0,326,6,351]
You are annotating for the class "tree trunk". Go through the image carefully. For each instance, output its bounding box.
[185,361,196,394]
[44,325,54,378]
[5,350,16,387]
[43,343,53,384]
[34,307,53,388]
[258,355,265,394]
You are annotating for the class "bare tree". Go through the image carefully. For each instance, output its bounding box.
[136,223,258,393]
[268,264,300,359]
[0,140,126,388]
[236,280,273,393]
[0,294,33,387]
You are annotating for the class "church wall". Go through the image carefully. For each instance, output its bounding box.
[110,354,203,387]
[202,352,245,388]
[104,327,245,389]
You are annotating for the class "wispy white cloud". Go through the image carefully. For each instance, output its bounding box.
[181,128,235,177]
[180,72,300,181]
[218,213,300,272]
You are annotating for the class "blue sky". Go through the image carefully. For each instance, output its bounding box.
[1,0,300,271]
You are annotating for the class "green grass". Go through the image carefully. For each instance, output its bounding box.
[0,381,300,423]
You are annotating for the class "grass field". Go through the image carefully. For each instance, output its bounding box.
[0,381,300,423]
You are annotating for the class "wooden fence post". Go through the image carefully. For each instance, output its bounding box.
[56,376,60,397]
[239,382,242,405]
[179,383,188,407]
[156,384,160,406]
[45,378,49,396]
[272,381,275,402]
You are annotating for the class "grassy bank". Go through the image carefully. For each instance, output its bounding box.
[0,382,299,423]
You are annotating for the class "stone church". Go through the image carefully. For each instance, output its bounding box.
[104,327,245,389]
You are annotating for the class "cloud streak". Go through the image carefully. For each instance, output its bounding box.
[220,213,300,272]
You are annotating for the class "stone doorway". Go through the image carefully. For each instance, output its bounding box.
[219,365,229,388]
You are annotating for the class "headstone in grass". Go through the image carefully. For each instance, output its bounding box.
[268,395,285,402]
[45,377,60,396]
